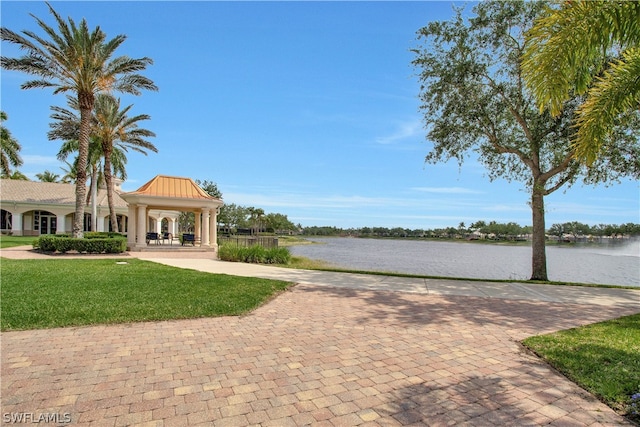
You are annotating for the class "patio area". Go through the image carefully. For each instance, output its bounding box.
[3,281,637,426]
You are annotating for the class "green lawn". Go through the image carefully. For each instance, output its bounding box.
[0,235,38,248]
[0,258,291,331]
[523,313,640,423]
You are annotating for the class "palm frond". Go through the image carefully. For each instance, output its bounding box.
[573,48,640,164]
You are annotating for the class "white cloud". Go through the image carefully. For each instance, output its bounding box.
[375,120,422,145]
[223,191,404,210]
[22,155,60,166]
[479,203,530,212]
[411,186,484,195]
[546,201,639,218]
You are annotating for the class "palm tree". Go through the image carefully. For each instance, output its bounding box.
[522,0,640,164]
[93,94,156,232]
[247,207,265,236]
[1,3,157,237]
[6,170,29,180]
[51,97,133,232]
[0,111,23,177]
[59,160,77,184]
[52,99,109,231]
[58,139,130,232]
[35,170,60,182]
[57,138,105,231]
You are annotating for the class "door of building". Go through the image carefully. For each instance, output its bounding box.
[39,214,57,235]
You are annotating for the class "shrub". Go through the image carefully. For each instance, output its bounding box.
[245,245,267,263]
[33,235,58,252]
[33,235,126,254]
[264,247,291,264]
[84,232,124,239]
[218,244,290,265]
[218,243,243,261]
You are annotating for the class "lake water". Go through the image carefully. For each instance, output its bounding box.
[289,237,640,287]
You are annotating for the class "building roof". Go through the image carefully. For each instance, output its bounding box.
[0,179,128,208]
[126,175,219,200]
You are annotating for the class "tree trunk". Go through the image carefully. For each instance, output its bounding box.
[90,167,98,232]
[103,146,119,233]
[73,101,92,238]
[530,187,548,281]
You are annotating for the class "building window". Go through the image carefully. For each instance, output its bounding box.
[34,210,56,235]
[1,210,12,231]
[84,213,92,232]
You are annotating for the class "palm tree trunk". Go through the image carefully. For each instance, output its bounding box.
[103,146,119,233]
[530,186,548,281]
[73,100,92,238]
[90,170,98,231]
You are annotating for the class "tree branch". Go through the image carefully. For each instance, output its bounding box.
[539,150,575,184]
[543,167,577,196]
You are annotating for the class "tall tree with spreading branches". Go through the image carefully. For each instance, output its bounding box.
[522,0,640,165]
[1,3,157,237]
[412,0,639,281]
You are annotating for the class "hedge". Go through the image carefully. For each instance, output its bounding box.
[34,235,127,254]
[218,244,291,264]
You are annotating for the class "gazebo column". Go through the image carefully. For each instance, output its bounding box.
[171,218,177,236]
[127,204,136,248]
[136,204,148,248]
[210,208,218,250]
[195,211,201,243]
[201,209,210,247]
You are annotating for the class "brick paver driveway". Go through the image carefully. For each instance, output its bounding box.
[2,276,639,426]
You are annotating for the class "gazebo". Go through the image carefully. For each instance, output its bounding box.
[120,175,223,251]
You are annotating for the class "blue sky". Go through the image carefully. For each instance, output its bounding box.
[2,1,638,229]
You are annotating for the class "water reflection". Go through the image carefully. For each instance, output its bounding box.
[290,238,640,287]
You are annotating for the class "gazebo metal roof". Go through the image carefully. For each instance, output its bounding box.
[120,175,222,211]
[125,175,217,200]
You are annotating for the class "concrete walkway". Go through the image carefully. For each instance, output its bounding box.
[133,253,640,307]
[2,247,640,426]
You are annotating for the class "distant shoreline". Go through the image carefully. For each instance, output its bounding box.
[290,235,639,248]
